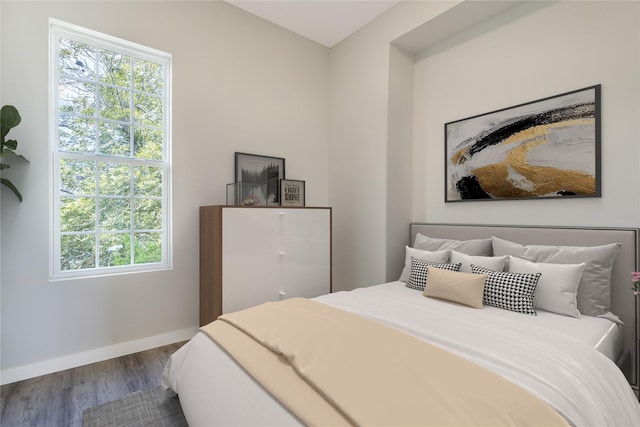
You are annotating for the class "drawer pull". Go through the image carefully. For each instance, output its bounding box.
[279,211,286,216]
[279,291,287,297]
[279,251,286,256]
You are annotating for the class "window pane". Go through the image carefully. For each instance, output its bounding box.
[59,77,96,116]
[98,121,131,157]
[134,199,162,230]
[59,115,96,153]
[134,232,162,264]
[134,127,163,160]
[53,21,170,278]
[134,59,163,95]
[61,234,96,270]
[99,162,131,196]
[99,50,130,87]
[99,85,131,122]
[99,198,131,231]
[60,197,96,232]
[134,165,162,197]
[99,233,131,267]
[133,92,162,127]
[59,38,96,79]
[60,159,95,195]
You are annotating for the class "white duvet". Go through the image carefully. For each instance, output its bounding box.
[163,282,640,426]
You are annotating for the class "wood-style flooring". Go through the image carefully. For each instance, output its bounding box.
[0,341,186,427]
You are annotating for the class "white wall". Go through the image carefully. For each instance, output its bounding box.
[0,0,329,382]
[329,0,640,289]
[328,1,458,291]
[413,1,640,227]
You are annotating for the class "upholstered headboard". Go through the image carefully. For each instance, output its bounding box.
[410,223,639,387]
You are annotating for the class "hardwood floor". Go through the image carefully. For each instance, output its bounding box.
[0,341,186,427]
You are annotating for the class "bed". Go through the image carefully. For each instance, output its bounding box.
[162,223,640,426]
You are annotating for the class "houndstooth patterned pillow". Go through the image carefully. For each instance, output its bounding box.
[406,257,462,291]
[471,265,541,315]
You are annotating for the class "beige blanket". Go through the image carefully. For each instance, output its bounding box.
[201,298,570,427]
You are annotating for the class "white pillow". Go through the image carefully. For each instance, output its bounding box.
[398,246,449,282]
[507,256,585,318]
[451,250,507,273]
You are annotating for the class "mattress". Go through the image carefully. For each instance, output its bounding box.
[162,282,638,426]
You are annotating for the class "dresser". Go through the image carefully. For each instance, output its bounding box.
[199,205,332,325]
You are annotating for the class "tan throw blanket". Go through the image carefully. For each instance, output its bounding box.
[201,298,570,427]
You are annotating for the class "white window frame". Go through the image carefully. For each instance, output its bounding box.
[49,19,172,280]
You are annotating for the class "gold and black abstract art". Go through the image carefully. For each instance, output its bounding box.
[445,85,601,202]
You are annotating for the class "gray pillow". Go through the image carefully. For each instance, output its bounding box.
[413,233,492,256]
[491,236,621,321]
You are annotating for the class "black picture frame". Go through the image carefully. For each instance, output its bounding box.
[279,179,305,207]
[445,84,601,202]
[234,152,285,206]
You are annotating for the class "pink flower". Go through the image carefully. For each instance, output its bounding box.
[632,272,640,294]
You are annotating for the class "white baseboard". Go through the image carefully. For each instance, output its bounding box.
[0,327,198,386]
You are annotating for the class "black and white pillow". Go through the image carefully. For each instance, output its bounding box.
[406,257,461,291]
[471,265,541,315]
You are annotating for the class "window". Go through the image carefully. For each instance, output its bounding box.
[50,19,171,279]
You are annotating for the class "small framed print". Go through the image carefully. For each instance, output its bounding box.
[234,152,285,206]
[279,179,305,207]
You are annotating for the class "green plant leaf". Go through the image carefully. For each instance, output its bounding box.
[0,148,16,157]
[4,139,17,151]
[1,105,26,201]
[1,177,23,201]
[0,149,28,162]
[1,105,21,140]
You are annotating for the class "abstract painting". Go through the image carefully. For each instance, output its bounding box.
[445,85,601,202]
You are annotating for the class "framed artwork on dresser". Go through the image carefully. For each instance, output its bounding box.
[234,152,285,206]
[279,179,305,207]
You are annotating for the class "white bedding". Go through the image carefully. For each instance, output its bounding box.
[162,282,640,426]
[320,282,623,358]
[452,290,623,362]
